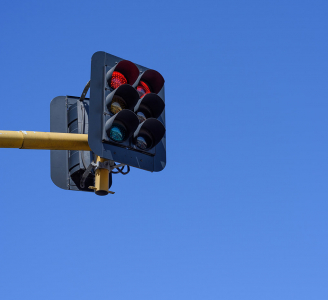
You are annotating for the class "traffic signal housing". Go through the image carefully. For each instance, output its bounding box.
[88,52,166,172]
[50,95,112,192]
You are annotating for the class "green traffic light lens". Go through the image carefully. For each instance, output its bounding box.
[136,136,148,150]
[109,124,126,142]
[136,132,153,150]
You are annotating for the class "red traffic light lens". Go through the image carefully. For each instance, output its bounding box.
[110,71,127,89]
[136,81,151,98]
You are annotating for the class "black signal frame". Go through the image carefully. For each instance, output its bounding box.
[88,51,166,172]
[50,95,112,192]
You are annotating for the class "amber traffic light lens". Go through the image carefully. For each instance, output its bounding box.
[135,105,152,123]
[110,96,126,115]
[136,111,147,123]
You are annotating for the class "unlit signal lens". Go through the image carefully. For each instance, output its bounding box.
[110,96,126,115]
[136,111,147,123]
[135,131,153,150]
[135,105,152,123]
[136,136,148,150]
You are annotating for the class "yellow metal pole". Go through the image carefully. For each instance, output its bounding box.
[89,156,114,196]
[0,130,115,196]
[0,130,90,151]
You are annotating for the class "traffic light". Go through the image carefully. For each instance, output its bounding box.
[50,95,112,192]
[88,51,166,172]
[50,52,166,194]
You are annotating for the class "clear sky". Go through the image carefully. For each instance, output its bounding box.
[0,0,328,299]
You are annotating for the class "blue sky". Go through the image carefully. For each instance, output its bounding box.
[1,0,328,299]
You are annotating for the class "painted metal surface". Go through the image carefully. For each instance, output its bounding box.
[50,96,96,193]
[88,51,166,172]
[0,130,89,150]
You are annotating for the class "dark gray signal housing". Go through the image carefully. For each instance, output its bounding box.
[50,95,112,192]
[88,51,166,172]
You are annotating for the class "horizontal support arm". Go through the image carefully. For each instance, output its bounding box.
[0,130,91,151]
